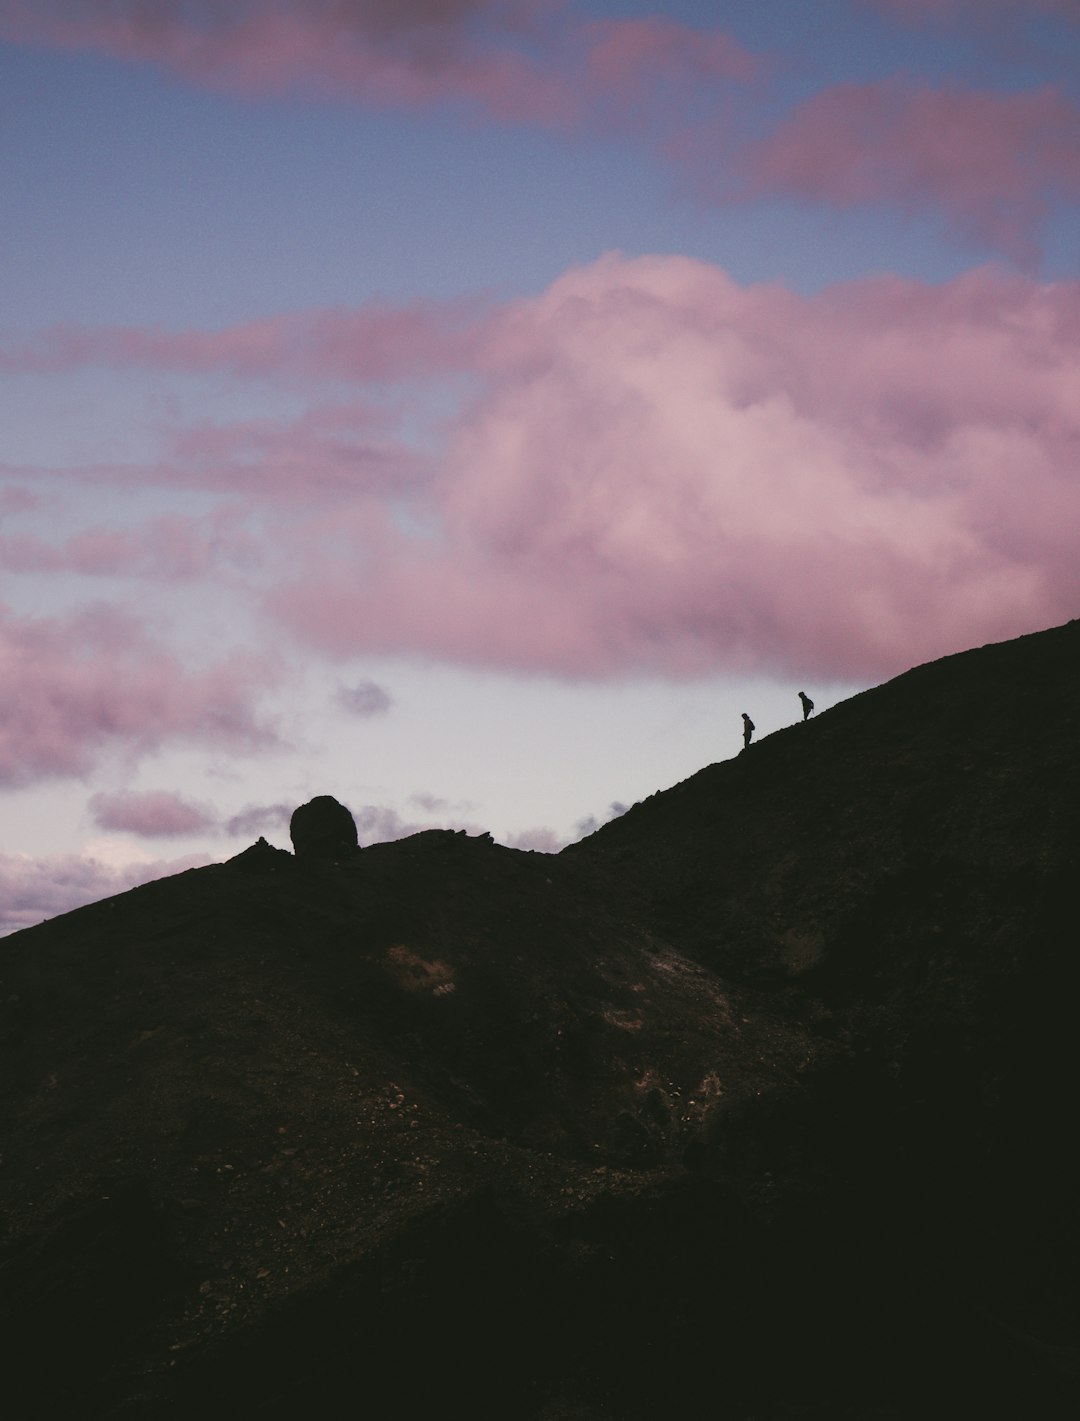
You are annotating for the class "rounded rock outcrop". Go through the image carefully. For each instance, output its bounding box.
[289,795,359,861]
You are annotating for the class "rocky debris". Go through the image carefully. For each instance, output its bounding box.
[288,795,359,861]
[1,621,1078,1418]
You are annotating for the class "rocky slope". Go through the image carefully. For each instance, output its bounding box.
[2,621,1078,1419]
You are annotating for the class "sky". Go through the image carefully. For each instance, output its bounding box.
[2,0,1079,933]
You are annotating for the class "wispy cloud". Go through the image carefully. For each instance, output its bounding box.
[89,788,219,837]
[740,81,1080,264]
[5,4,1075,262]
[0,603,280,788]
[0,1,757,131]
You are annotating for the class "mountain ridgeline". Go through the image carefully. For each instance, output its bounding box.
[2,621,1077,1419]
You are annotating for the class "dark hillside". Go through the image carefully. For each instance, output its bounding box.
[2,622,1078,1419]
[568,617,1080,982]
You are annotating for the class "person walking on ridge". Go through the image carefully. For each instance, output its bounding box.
[798,691,814,721]
[741,713,755,749]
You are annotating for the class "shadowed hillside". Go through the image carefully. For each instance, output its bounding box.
[2,622,1078,1419]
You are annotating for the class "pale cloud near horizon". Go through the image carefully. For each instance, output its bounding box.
[0,848,215,935]
[0,810,570,934]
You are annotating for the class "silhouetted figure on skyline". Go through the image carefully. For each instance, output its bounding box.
[742,713,755,749]
[799,691,814,721]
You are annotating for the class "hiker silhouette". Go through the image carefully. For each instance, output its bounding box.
[741,713,755,749]
[798,691,814,721]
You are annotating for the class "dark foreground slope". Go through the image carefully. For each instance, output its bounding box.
[2,622,1079,1419]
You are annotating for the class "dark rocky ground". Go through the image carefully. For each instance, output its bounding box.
[2,621,1078,1419]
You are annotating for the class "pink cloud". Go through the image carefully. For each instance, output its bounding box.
[0,302,485,382]
[0,1,571,122]
[264,253,1080,683]
[0,602,280,788]
[167,404,424,499]
[0,507,264,580]
[743,81,1080,262]
[0,848,214,936]
[580,14,758,136]
[0,2,762,142]
[89,789,219,837]
[0,486,40,518]
[6,257,1078,688]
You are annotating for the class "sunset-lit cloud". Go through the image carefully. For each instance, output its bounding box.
[89,788,219,837]
[257,254,1080,681]
[742,82,1080,263]
[0,301,485,381]
[5,256,1078,687]
[0,603,280,788]
[5,3,1076,263]
[0,0,756,130]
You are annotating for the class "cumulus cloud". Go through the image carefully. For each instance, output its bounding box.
[0,602,280,788]
[89,789,218,837]
[6,256,1079,689]
[336,678,393,716]
[264,253,1080,682]
[0,849,213,936]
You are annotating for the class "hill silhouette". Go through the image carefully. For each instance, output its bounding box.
[2,621,1077,1419]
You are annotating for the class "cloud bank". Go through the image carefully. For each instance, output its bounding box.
[263,254,1080,682]
[6,255,1079,692]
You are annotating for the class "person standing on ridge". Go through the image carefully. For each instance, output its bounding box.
[741,713,755,749]
[798,691,814,721]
